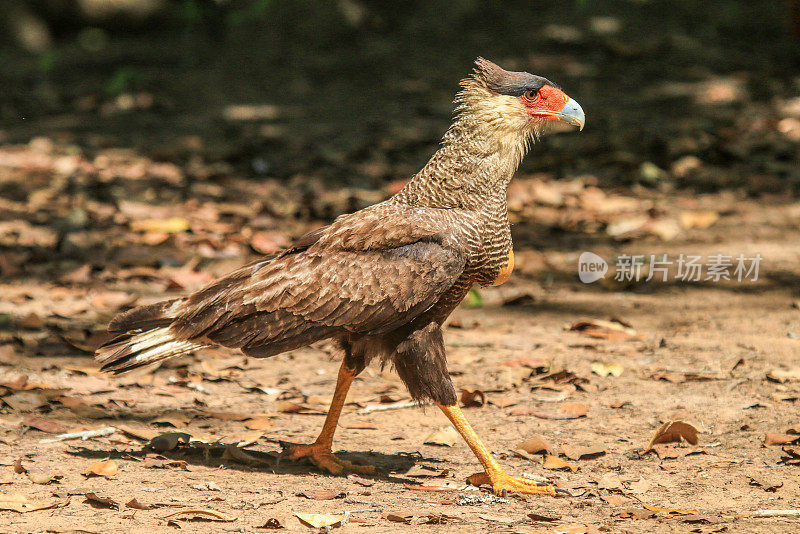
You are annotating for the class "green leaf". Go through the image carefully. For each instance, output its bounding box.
[463,288,483,308]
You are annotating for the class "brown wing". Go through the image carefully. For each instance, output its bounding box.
[169,204,468,357]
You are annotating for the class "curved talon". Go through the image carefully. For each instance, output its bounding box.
[286,443,376,475]
[468,471,557,496]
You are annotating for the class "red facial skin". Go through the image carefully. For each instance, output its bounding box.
[520,84,570,121]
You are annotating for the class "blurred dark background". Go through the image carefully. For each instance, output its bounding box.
[1,0,799,192]
[0,0,799,296]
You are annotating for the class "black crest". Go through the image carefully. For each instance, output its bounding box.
[471,57,556,96]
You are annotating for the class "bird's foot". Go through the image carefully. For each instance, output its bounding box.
[284,442,376,475]
[468,471,558,496]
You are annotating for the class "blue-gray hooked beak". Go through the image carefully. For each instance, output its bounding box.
[557,97,585,131]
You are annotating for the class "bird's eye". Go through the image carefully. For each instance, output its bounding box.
[522,89,539,102]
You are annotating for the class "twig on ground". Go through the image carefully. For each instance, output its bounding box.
[357,400,427,415]
[342,507,383,525]
[39,426,117,443]
[743,510,800,518]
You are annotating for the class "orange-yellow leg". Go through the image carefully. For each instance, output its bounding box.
[285,361,375,475]
[438,403,556,496]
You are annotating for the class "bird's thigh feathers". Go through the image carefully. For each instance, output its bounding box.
[391,322,456,405]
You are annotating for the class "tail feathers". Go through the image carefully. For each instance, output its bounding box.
[96,327,206,374]
[108,298,185,333]
[97,298,205,374]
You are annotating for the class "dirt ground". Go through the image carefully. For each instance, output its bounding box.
[2,2,800,532]
[2,188,800,533]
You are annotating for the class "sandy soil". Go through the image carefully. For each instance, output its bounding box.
[2,191,800,533]
[1,2,799,531]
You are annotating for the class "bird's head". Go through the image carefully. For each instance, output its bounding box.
[455,58,585,140]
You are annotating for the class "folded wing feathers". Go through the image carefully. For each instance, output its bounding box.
[96,205,468,374]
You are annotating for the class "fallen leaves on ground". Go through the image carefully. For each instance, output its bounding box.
[561,445,606,461]
[347,474,375,487]
[460,388,485,407]
[82,459,118,478]
[423,426,459,447]
[26,469,56,484]
[84,492,119,509]
[642,503,699,515]
[0,492,67,512]
[569,319,642,341]
[532,402,588,420]
[647,420,699,450]
[126,498,156,510]
[243,416,273,430]
[766,368,800,383]
[297,490,345,500]
[21,414,67,433]
[543,455,579,472]
[296,513,344,528]
[591,362,624,377]
[163,509,237,522]
[516,435,556,455]
[384,512,413,524]
[764,432,800,446]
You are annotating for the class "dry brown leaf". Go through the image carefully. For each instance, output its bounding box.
[766,368,800,383]
[21,415,66,433]
[151,414,191,428]
[591,362,624,377]
[543,455,579,472]
[561,445,605,460]
[569,319,642,341]
[532,402,588,420]
[26,470,54,485]
[244,416,273,430]
[601,494,629,506]
[488,394,517,408]
[275,400,322,414]
[384,513,413,523]
[0,492,64,512]
[295,513,344,528]
[347,474,375,487]
[297,490,345,500]
[164,509,237,522]
[619,508,657,520]
[628,478,653,494]
[460,388,486,407]
[642,503,698,515]
[423,426,459,447]
[646,420,699,450]
[597,473,623,490]
[516,435,555,455]
[13,458,26,474]
[202,411,251,421]
[84,492,119,509]
[82,459,118,478]
[764,433,800,446]
[126,498,155,510]
[116,425,158,441]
